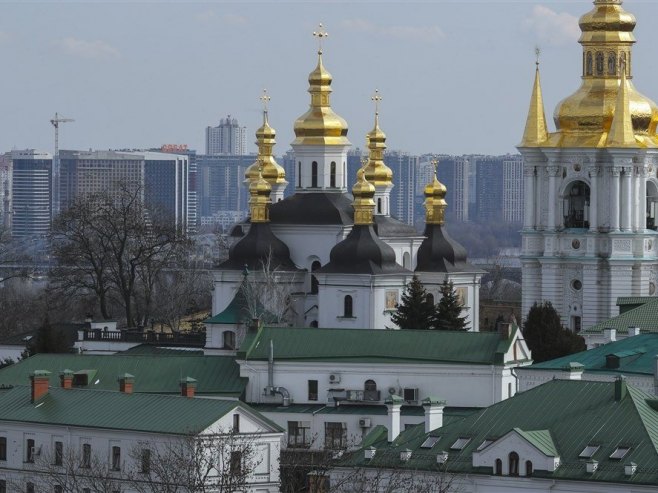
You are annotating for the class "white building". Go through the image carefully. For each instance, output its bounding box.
[519,0,658,330]
[206,115,247,155]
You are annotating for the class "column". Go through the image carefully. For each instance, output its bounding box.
[547,166,560,231]
[523,167,535,229]
[621,167,632,231]
[632,168,640,231]
[610,167,621,231]
[588,166,600,232]
[639,168,648,232]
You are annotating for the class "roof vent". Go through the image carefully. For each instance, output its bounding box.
[436,451,449,464]
[400,449,412,462]
[364,447,376,460]
[586,460,598,474]
[625,462,637,476]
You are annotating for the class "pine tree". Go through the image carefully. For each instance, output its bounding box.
[391,276,435,330]
[433,280,468,331]
[522,301,586,363]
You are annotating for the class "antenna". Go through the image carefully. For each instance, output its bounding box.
[50,112,74,219]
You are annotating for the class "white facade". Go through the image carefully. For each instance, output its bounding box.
[417,271,482,332]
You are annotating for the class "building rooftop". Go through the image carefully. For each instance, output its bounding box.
[584,298,658,334]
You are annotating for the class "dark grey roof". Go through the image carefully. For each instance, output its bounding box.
[415,224,479,274]
[218,222,299,271]
[373,215,420,238]
[269,191,354,225]
[318,225,410,275]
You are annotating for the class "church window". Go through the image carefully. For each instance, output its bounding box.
[308,380,318,401]
[564,181,590,229]
[494,459,502,475]
[608,53,617,75]
[343,295,353,318]
[298,162,301,188]
[223,330,236,350]
[364,379,376,391]
[586,52,593,76]
[330,162,336,187]
[571,279,582,291]
[377,198,382,213]
[509,452,520,476]
[311,161,318,188]
[403,252,411,270]
[646,181,658,230]
[311,261,321,294]
[620,52,627,74]
[595,52,604,75]
[426,293,435,305]
[525,460,533,477]
[310,320,318,328]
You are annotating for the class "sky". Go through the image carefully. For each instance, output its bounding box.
[1,0,657,156]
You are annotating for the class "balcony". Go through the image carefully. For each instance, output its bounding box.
[80,329,205,347]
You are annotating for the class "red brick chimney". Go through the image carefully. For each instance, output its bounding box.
[118,373,135,394]
[30,370,51,402]
[180,377,197,398]
[60,369,74,389]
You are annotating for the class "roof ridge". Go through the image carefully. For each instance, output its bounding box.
[627,385,658,456]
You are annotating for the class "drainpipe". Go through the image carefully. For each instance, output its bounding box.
[266,339,290,406]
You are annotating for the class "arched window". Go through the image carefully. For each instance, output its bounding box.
[586,52,593,76]
[608,53,617,75]
[223,330,236,350]
[311,161,318,188]
[494,459,502,475]
[525,460,533,477]
[596,52,604,75]
[364,380,377,391]
[402,252,411,270]
[364,379,377,401]
[298,162,302,188]
[343,295,353,318]
[426,293,435,305]
[377,198,382,213]
[310,261,321,294]
[564,181,591,229]
[330,162,336,188]
[509,452,520,476]
[620,52,627,75]
[310,320,318,328]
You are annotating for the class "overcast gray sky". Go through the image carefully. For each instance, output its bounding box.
[0,0,656,156]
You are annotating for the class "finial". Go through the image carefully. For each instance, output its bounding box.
[313,23,328,54]
[260,89,271,112]
[535,46,541,68]
[371,89,382,116]
[361,156,368,168]
[431,158,438,175]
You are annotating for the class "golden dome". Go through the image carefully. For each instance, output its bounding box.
[248,165,272,223]
[363,112,393,186]
[245,110,287,185]
[292,52,350,146]
[424,161,447,225]
[551,0,658,148]
[352,166,376,225]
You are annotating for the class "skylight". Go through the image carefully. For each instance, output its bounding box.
[450,437,471,450]
[579,445,600,458]
[476,439,494,452]
[610,447,631,460]
[420,436,440,449]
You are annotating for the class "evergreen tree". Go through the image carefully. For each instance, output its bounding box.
[433,280,468,331]
[25,319,71,356]
[522,301,586,363]
[391,276,435,330]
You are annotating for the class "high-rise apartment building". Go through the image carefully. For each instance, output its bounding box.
[473,155,524,224]
[10,150,52,238]
[205,116,246,155]
[385,151,417,225]
[0,154,11,230]
[502,155,524,223]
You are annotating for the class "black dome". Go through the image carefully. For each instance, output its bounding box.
[415,224,477,273]
[319,225,409,275]
[219,223,298,271]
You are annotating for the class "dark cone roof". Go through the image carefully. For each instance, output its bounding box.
[318,225,409,275]
[415,224,478,273]
[218,222,298,271]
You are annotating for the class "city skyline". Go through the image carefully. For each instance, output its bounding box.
[3,1,658,156]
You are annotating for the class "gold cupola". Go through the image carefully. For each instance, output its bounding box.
[352,161,376,225]
[552,0,658,147]
[245,91,286,186]
[248,163,272,223]
[292,25,350,146]
[364,90,393,186]
[424,160,447,225]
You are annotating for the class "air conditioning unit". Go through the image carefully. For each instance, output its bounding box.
[403,387,419,403]
[358,418,372,428]
[329,373,341,384]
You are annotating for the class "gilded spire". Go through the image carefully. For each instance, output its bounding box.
[249,162,272,223]
[520,49,548,147]
[292,23,350,146]
[246,90,286,185]
[352,157,376,225]
[607,62,637,147]
[364,89,393,186]
[424,159,447,225]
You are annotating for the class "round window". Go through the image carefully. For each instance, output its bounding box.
[572,239,581,250]
[571,280,582,291]
[650,282,656,296]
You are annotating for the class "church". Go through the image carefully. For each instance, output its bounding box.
[209,27,483,335]
[519,0,658,331]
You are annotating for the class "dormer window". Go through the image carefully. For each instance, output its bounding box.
[579,445,600,458]
[610,446,631,460]
[450,437,471,450]
[420,436,440,449]
[476,439,494,452]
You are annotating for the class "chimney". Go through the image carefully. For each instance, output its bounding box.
[624,462,637,477]
[614,375,627,401]
[422,396,446,433]
[180,377,197,398]
[399,449,412,462]
[364,447,376,460]
[118,373,135,394]
[586,460,598,474]
[628,326,641,337]
[385,395,403,442]
[30,370,51,402]
[59,369,74,389]
[603,328,617,343]
[562,362,584,380]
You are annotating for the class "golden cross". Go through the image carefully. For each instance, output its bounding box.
[260,89,271,112]
[371,89,382,115]
[313,23,328,54]
[535,46,541,68]
[361,156,368,168]
[430,158,439,175]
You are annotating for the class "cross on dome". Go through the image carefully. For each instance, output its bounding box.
[313,23,328,54]
[260,89,271,112]
[372,89,382,115]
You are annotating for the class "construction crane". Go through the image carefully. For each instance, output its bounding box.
[50,112,74,219]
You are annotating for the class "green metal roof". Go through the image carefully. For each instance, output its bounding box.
[616,297,656,307]
[205,288,276,325]
[0,385,279,435]
[341,380,658,485]
[515,428,558,457]
[0,354,246,397]
[585,298,658,334]
[120,345,205,356]
[239,326,524,366]
[522,333,658,376]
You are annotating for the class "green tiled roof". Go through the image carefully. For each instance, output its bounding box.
[239,326,523,366]
[616,297,656,307]
[341,380,658,485]
[585,298,658,334]
[0,385,281,435]
[523,333,658,376]
[515,428,558,457]
[0,354,246,397]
